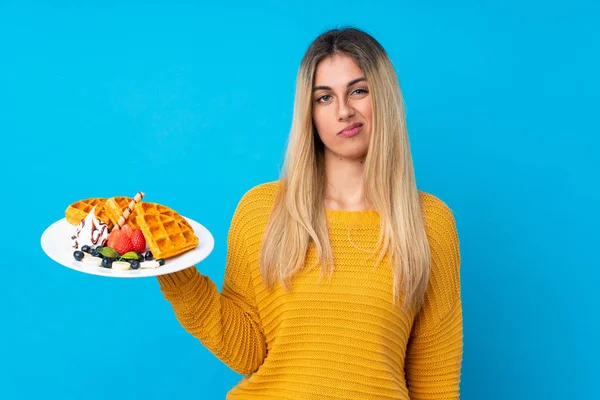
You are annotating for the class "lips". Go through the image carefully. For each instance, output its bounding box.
[338,123,363,137]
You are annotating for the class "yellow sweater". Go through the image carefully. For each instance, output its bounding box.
[157,181,463,399]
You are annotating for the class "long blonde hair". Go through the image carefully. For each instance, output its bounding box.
[259,27,431,311]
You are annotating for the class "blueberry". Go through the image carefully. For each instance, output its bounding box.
[73,251,84,261]
[136,252,144,261]
[81,245,91,253]
[157,258,165,266]
[144,251,153,261]
[102,257,113,268]
[130,260,140,270]
[91,248,100,257]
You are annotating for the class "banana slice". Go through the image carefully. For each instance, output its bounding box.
[112,261,131,271]
[140,260,160,269]
[82,256,102,267]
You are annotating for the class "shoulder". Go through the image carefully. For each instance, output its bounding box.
[419,190,461,297]
[418,191,457,227]
[236,180,281,212]
[417,189,460,248]
[241,180,281,200]
[229,180,281,233]
[418,191,460,247]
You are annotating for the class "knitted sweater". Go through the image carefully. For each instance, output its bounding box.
[157,181,463,399]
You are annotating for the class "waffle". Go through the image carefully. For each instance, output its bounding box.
[134,202,199,259]
[65,198,114,229]
[105,196,142,230]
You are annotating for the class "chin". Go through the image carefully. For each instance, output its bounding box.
[326,145,369,161]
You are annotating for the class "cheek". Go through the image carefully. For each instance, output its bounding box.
[360,100,372,123]
[313,107,331,133]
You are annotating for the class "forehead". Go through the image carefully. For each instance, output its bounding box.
[313,54,364,86]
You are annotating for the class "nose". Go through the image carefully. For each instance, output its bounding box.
[337,98,355,121]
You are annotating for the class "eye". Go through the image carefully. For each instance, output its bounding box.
[352,88,368,95]
[316,94,332,103]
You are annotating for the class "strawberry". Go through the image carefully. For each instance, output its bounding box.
[131,229,146,253]
[112,232,134,255]
[121,224,133,239]
[107,229,120,249]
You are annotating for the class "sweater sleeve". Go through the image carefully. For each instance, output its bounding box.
[405,196,464,399]
[155,194,267,375]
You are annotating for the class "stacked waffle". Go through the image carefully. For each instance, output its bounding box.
[65,198,113,229]
[65,196,198,259]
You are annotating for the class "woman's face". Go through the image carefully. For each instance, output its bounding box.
[312,53,372,161]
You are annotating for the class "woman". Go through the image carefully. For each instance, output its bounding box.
[157,27,463,399]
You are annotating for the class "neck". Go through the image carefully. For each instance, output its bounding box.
[323,151,370,211]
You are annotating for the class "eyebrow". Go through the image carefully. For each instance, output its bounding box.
[312,77,367,92]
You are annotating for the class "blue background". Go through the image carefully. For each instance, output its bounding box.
[1,1,598,399]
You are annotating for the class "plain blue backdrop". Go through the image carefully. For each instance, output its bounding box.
[1,1,598,399]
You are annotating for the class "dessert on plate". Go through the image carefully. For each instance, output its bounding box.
[66,192,199,271]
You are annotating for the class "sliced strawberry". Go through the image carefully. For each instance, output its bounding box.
[107,229,121,249]
[131,229,146,253]
[121,224,134,239]
[112,233,133,255]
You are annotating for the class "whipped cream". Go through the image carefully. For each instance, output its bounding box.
[71,206,110,249]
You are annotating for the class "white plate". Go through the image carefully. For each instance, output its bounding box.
[41,217,214,278]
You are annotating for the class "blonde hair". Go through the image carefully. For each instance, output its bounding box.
[259,27,431,311]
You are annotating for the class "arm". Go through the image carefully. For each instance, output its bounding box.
[156,196,267,374]
[405,197,464,399]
